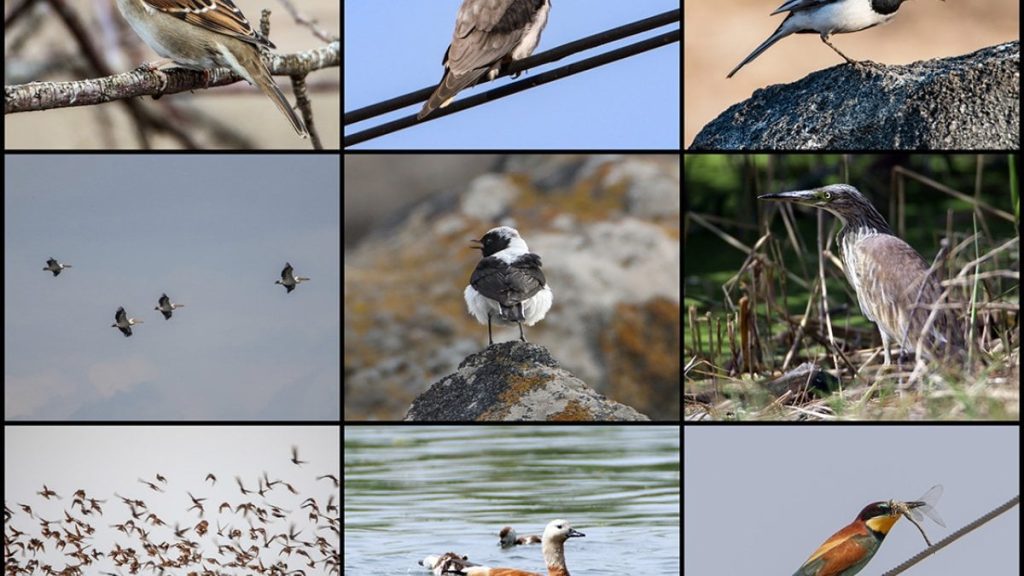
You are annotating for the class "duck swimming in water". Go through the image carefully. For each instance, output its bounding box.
[420,552,483,576]
[500,527,541,549]
[422,519,584,576]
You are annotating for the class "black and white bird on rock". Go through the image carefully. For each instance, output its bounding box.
[418,0,550,120]
[727,0,935,78]
[465,226,553,345]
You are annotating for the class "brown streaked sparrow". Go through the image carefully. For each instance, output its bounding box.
[114,0,308,137]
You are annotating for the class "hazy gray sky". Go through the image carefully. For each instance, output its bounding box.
[4,425,340,574]
[3,155,340,420]
[685,426,1020,575]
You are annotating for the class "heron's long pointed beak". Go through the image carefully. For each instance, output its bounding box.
[757,190,818,202]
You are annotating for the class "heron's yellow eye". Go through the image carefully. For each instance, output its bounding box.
[823,191,832,200]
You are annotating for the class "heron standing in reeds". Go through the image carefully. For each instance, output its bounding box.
[759,184,964,365]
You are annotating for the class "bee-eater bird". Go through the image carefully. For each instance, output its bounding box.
[793,493,938,576]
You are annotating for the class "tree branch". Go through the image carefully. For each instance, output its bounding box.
[4,41,339,114]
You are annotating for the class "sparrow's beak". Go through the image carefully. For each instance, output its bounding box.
[469,238,483,250]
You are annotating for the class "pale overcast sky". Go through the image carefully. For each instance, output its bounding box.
[3,155,340,420]
[685,426,1020,575]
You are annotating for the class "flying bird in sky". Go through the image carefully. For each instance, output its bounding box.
[317,474,340,488]
[36,485,60,500]
[275,262,310,293]
[112,307,144,337]
[43,257,72,276]
[234,476,254,496]
[18,503,34,519]
[137,478,163,492]
[187,492,206,517]
[8,453,340,574]
[418,0,551,120]
[154,293,185,319]
[291,445,308,466]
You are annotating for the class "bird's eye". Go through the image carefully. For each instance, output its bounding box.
[823,191,831,200]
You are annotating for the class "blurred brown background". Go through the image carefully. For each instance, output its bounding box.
[4,0,339,149]
[684,0,1020,147]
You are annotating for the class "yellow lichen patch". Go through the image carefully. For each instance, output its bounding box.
[499,373,543,403]
[549,400,593,421]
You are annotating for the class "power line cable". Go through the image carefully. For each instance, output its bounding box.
[344,8,680,146]
[881,494,1019,576]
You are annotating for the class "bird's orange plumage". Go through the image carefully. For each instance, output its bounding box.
[799,514,899,576]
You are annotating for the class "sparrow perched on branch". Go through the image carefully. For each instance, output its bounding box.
[114,0,308,137]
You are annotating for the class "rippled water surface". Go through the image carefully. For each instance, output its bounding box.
[344,425,680,575]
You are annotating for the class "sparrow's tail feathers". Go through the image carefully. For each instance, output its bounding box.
[251,60,308,137]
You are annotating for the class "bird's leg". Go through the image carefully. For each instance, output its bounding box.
[819,34,857,64]
[518,321,527,342]
[879,330,892,366]
[487,314,494,346]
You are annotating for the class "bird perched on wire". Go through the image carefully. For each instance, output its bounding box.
[792,486,944,576]
[418,0,550,120]
[727,0,940,78]
[758,184,964,365]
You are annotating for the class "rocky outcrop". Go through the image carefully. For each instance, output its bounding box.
[405,342,650,421]
[343,155,680,421]
[691,41,1020,150]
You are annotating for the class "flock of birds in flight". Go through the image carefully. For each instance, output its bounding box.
[43,258,311,337]
[4,445,339,576]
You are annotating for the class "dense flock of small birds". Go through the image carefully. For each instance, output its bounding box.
[4,445,339,576]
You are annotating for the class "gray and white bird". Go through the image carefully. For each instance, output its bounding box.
[155,293,185,320]
[464,226,553,345]
[727,0,925,78]
[43,258,72,276]
[418,0,550,120]
[112,306,143,337]
[275,262,310,293]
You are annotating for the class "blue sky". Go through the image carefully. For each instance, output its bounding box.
[344,0,681,149]
[3,155,340,420]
